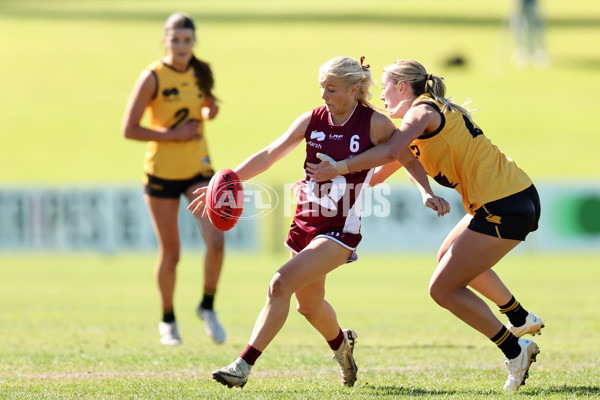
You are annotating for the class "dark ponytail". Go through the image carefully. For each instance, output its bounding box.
[190,56,216,100]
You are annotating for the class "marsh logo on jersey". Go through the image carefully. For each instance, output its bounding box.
[310,130,326,141]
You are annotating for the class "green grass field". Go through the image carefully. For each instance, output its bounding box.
[1,1,600,399]
[1,253,599,399]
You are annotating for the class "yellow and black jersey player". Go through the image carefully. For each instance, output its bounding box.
[122,12,227,347]
[144,59,213,181]
[408,93,536,240]
[306,59,544,392]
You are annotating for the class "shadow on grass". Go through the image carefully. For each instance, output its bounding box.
[364,385,600,399]
[366,385,497,397]
[364,384,600,398]
[362,343,477,350]
[525,385,600,396]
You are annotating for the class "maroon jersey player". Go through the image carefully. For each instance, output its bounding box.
[188,56,448,389]
[289,103,376,257]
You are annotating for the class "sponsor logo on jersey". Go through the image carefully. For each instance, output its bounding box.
[310,130,326,141]
[162,87,180,102]
[163,88,179,97]
[328,134,343,140]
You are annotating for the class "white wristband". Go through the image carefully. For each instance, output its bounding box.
[336,159,349,175]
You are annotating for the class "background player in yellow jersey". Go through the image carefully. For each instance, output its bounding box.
[307,59,544,391]
[121,13,226,345]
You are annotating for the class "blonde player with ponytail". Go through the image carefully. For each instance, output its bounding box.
[189,56,448,389]
[307,59,544,392]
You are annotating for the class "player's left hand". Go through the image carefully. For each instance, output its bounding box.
[201,97,219,120]
[424,194,451,216]
[306,153,339,182]
[187,186,208,217]
[201,103,219,120]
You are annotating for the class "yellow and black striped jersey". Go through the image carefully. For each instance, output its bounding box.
[143,61,212,179]
[409,94,532,214]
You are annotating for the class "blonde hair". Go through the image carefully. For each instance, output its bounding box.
[319,56,374,108]
[383,59,473,119]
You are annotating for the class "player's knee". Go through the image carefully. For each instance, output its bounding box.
[159,249,180,269]
[428,279,450,307]
[296,300,317,318]
[268,273,292,301]
[296,301,307,316]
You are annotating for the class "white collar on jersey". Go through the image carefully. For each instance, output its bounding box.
[328,102,358,127]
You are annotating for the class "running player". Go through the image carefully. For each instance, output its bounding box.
[188,56,449,388]
[306,59,544,391]
[121,13,226,345]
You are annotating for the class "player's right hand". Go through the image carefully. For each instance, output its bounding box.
[424,194,451,217]
[172,120,200,141]
[187,186,208,217]
[306,153,341,182]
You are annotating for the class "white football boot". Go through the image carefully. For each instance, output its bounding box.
[158,321,182,346]
[332,329,359,387]
[503,338,540,391]
[197,307,226,344]
[212,357,252,388]
[507,312,545,337]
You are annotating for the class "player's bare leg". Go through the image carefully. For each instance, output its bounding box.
[213,238,351,388]
[429,228,539,390]
[295,277,338,339]
[438,214,544,337]
[185,186,226,343]
[295,275,359,386]
[249,237,351,350]
[145,194,182,345]
[430,228,519,336]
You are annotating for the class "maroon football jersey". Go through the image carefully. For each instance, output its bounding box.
[293,103,376,236]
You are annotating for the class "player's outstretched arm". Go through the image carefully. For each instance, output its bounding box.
[188,112,309,216]
[233,112,310,182]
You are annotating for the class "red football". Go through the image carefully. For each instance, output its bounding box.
[206,169,244,231]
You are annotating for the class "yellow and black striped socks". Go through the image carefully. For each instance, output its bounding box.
[491,326,521,359]
[499,296,528,327]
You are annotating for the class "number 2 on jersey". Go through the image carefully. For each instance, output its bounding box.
[170,108,189,129]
